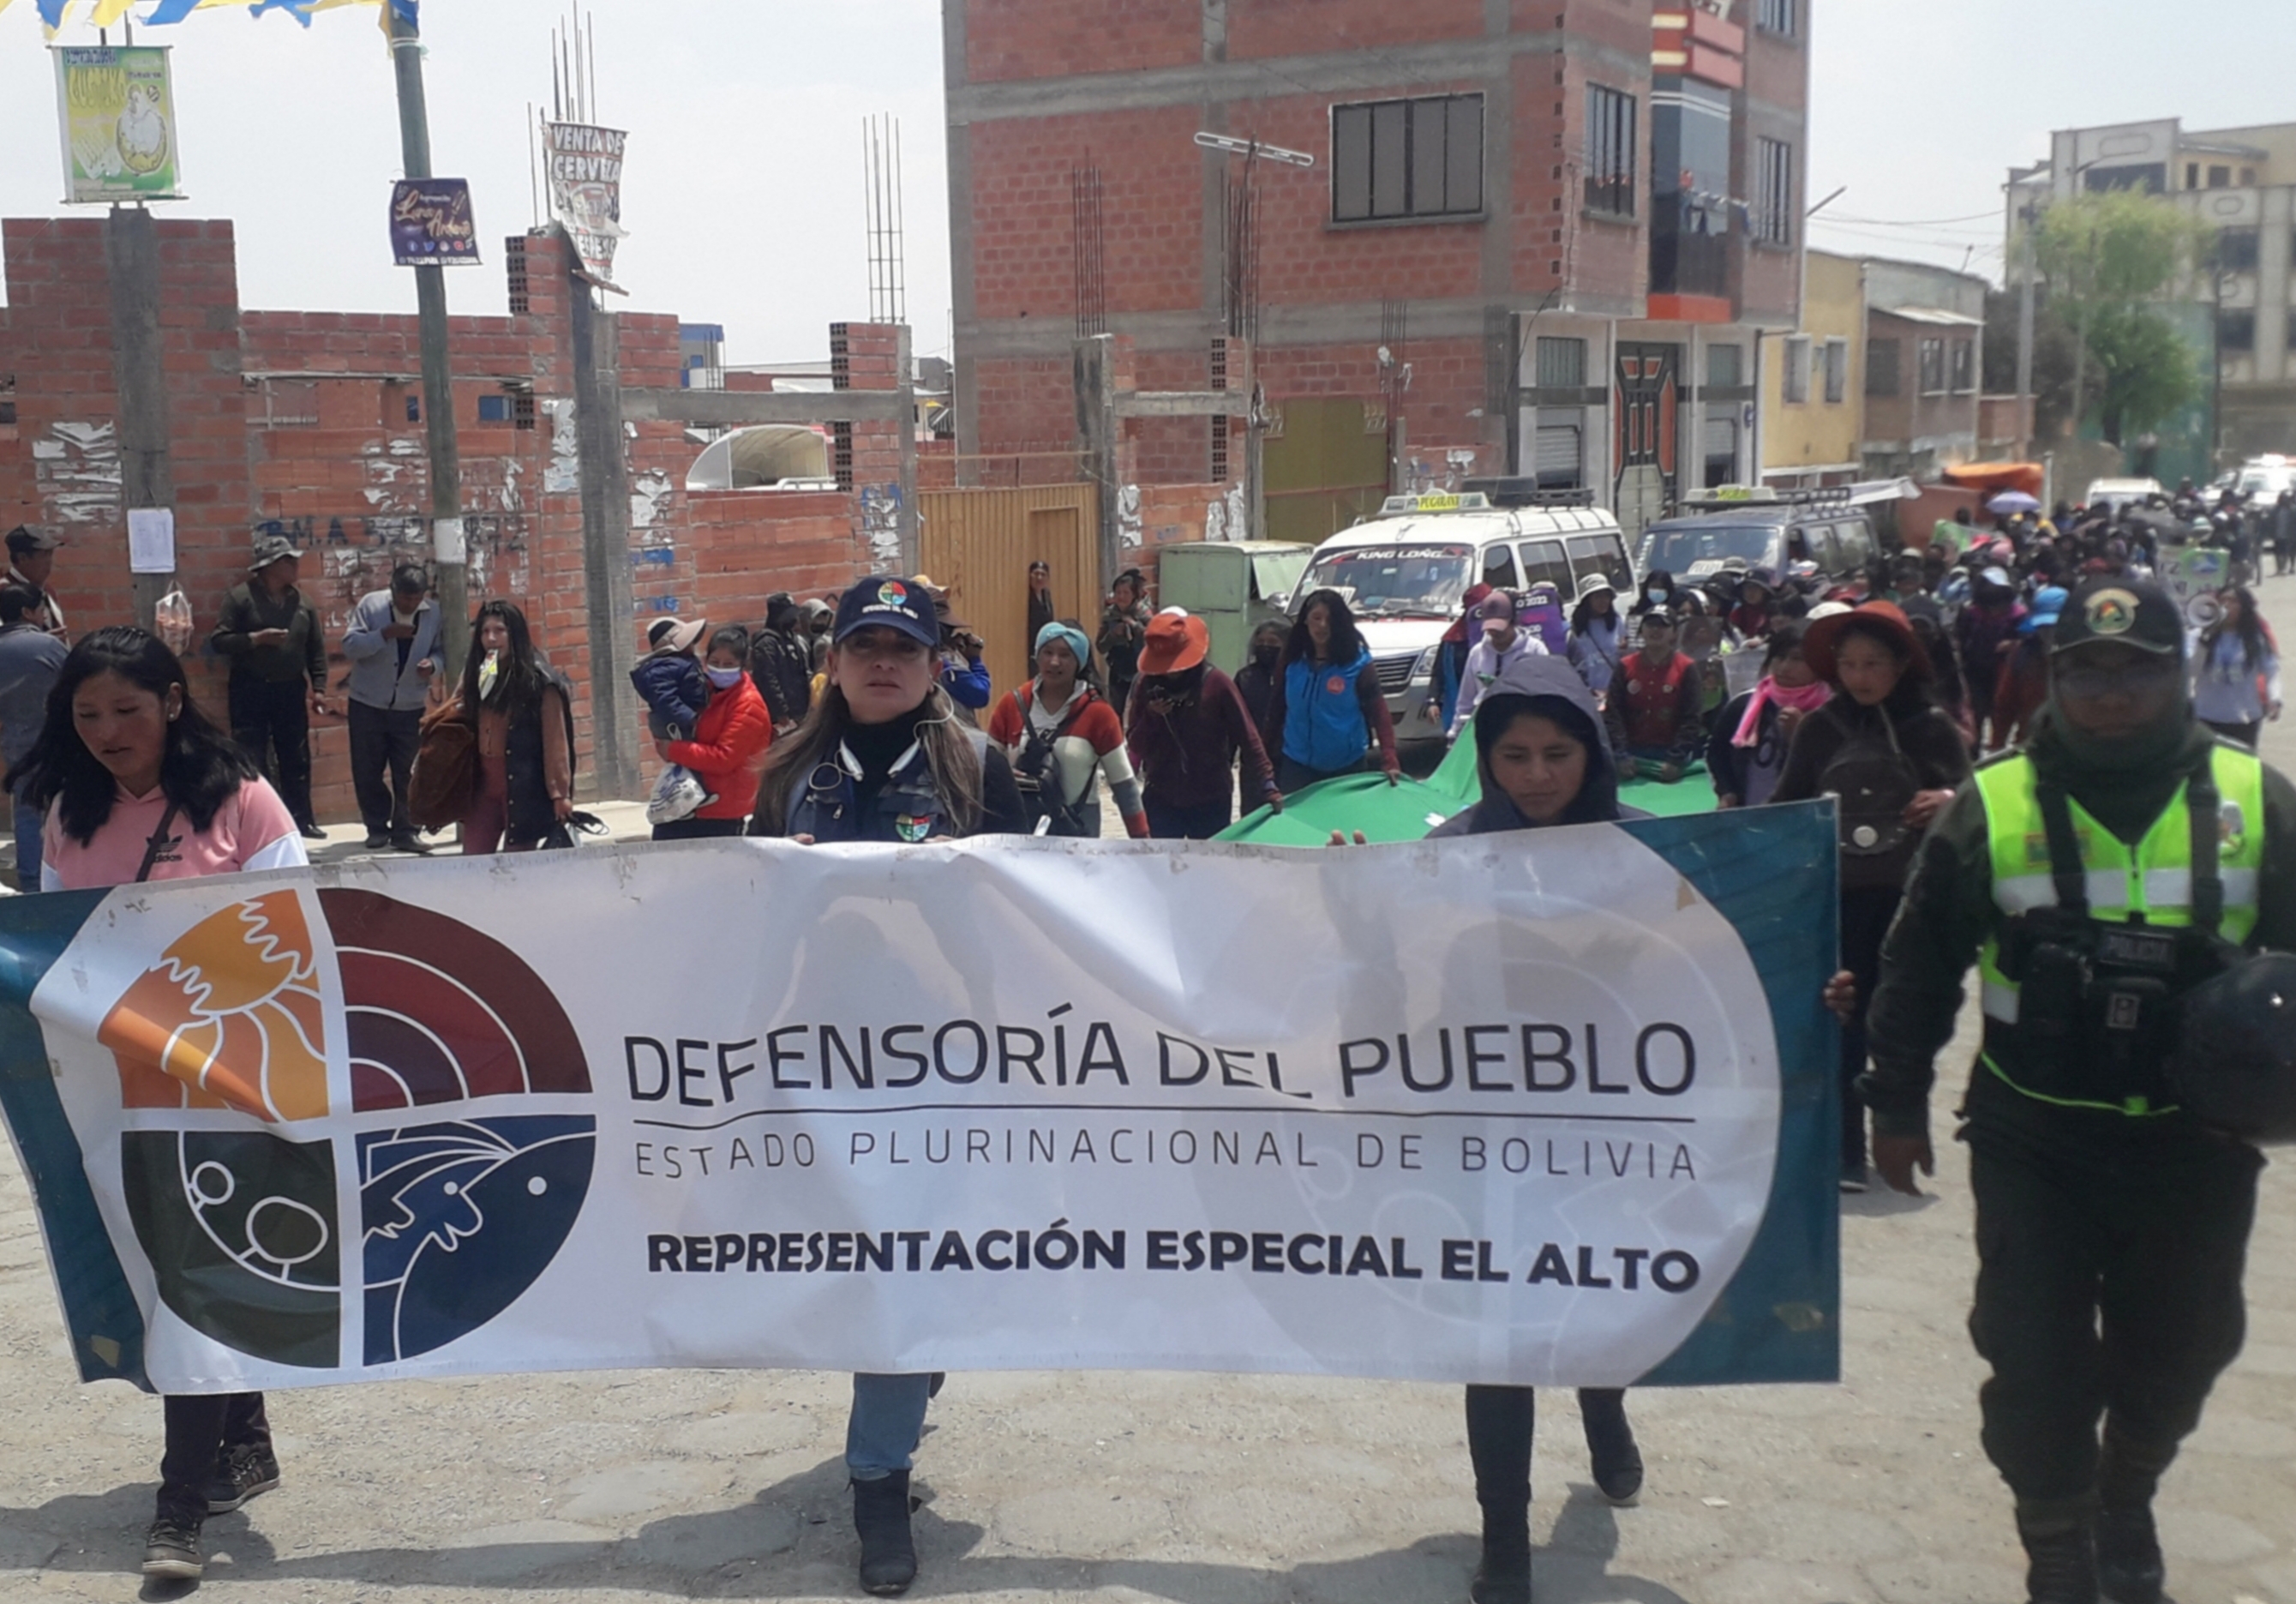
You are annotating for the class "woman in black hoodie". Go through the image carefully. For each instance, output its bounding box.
[1424,655,1647,1604]
[1423,653,1856,1604]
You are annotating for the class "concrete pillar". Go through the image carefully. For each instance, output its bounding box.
[102,207,174,632]
[567,245,642,801]
[1074,333,1118,592]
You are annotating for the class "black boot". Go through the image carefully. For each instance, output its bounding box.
[1579,1389,1642,1506]
[2095,1429,2171,1604]
[852,1471,918,1596]
[1470,1504,1532,1604]
[1464,1385,1534,1604]
[2017,1505,2100,1604]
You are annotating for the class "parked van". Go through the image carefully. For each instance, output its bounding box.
[1155,540,1313,673]
[1636,486,1878,592]
[1297,489,1634,748]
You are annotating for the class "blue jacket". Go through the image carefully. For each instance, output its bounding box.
[632,652,710,738]
[339,589,441,712]
[1283,646,1375,772]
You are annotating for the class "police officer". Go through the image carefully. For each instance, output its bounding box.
[1862,574,2296,1604]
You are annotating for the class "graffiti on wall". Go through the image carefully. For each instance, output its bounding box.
[33,421,123,525]
[250,513,531,636]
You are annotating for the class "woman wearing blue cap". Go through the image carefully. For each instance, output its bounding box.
[746,574,1028,1595]
[1993,586,2069,753]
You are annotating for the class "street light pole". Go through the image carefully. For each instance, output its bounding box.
[388,8,469,678]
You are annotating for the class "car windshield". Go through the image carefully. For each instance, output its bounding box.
[2238,468,2293,498]
[1299,544,1475,617]
[1639,521,1779,578]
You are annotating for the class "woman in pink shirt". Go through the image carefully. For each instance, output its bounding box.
[14,626,304,1582]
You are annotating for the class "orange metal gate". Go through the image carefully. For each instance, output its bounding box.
[918,484,1101,700]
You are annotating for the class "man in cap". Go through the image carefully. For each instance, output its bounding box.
[1864,574,2296,1604]
[4,525,67,638]
[211,532,329,840]
[1448,590,1548,742]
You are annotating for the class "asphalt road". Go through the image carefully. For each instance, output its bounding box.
[0,590,2290,1604]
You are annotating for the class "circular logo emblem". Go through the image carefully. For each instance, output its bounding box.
[104,888,593,1370]
[1326,676,1346,694]
[878,580,909,607]
[2085,587,2140,637]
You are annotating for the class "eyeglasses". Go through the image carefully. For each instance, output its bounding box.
[2053,658,2179,698]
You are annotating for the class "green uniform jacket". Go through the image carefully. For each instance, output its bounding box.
[1861,715,2296,1143]
[212,581,327,688]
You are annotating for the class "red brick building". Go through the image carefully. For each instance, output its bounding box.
[0,218,893,821]
[944,0,1811,545]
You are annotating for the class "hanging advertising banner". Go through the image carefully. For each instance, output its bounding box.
[0,812,1838,1397]
[388,178,481,267]
[543,119,627,290]
[52,45,185,205]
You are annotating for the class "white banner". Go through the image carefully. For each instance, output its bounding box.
[2,821,1837,1396]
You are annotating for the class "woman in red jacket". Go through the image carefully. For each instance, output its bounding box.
[653,625,773,838]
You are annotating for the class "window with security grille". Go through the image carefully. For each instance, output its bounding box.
[1756,0,1796,36]
[1331,94,1484,223]
[1918,338,1946,394]
[1706,344,1743,389]
[1535,336,1586,390]
[1755,138,1795,245]
[1823,339,1848,404]
[1585,86,1637,218]
[1783,336,1811,404]
[1949,340,1975,393]
[1867,339,1901,397]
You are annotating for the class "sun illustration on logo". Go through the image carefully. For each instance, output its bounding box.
[109,888,593,1369]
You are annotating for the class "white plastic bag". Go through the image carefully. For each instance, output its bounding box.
[153,587,194,656]
[645,763,708,826]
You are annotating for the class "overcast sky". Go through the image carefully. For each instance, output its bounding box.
[0,0,2284,364]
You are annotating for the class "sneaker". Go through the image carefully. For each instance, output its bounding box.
[2095,1504,2164,1604]
[142,1516,202,1580]
[204,1443,281,1514]
[363,831,391,850]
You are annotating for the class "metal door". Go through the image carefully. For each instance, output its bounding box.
[1613,343,1681,545]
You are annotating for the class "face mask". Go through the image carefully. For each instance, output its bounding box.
[705,664,746,690]
[1646,587,1667,604]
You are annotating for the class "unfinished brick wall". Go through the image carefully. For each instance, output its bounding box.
[0,217,879,821]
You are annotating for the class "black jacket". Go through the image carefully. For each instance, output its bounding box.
[1771,691,1971,892]
[213,582,326,688]
[749,627,815,729]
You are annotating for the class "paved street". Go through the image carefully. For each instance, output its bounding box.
[1,595,2292,1604]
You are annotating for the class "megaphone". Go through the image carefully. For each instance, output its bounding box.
[2186,593,2224,630]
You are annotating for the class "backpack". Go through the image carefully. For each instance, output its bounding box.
[1010,688,1098,838]
[1818,710,1921,858]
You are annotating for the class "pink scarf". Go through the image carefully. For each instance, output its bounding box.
[1733,676,1831,747]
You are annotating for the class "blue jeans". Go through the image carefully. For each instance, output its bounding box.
[13,787,41,890]
[846,1373,932,1479]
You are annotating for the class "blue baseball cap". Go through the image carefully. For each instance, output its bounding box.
[2024,586,2069,632]
[832,575,941,650]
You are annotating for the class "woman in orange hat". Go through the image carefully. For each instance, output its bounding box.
[1125,610,1280,838]
[1773,599,1971,1191]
